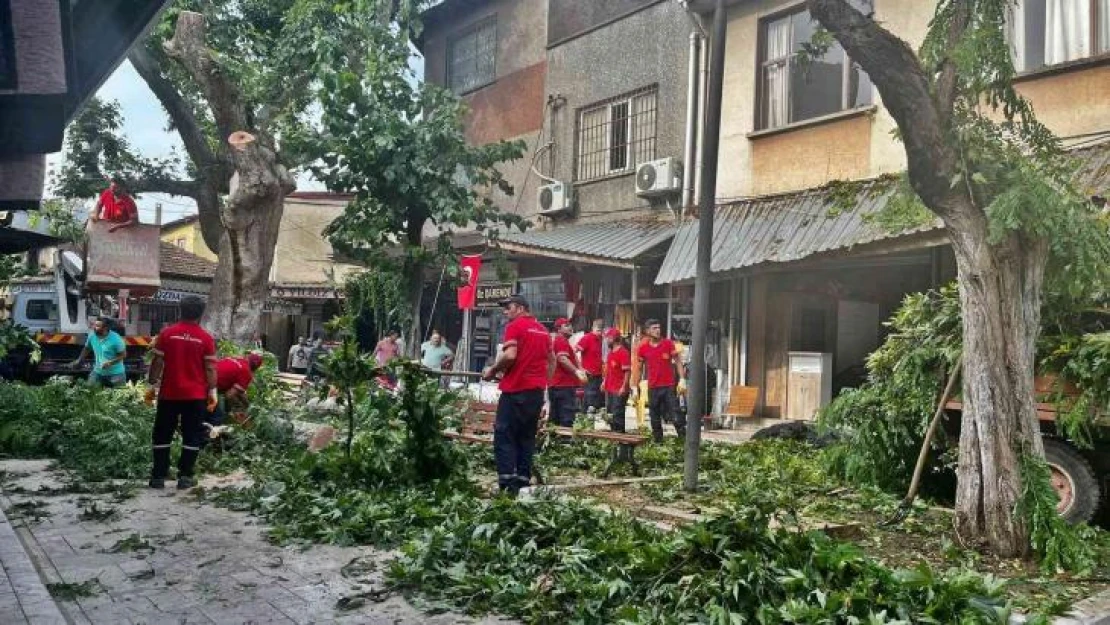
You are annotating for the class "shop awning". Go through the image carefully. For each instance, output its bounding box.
[656,139,1110,285]
[497,219,676,269]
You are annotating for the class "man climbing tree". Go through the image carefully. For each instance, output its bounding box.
[805,0,1110,556]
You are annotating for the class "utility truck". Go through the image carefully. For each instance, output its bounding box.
[5,222,162,382]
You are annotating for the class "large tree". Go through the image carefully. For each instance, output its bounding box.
[806,0,1109,556]
[55,1,402,341]
[299,2,525,351]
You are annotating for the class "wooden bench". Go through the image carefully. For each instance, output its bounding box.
[551,426,649,477]
[715,385,760,429]
[443,401,545,485]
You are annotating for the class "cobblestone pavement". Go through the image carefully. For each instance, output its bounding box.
[0,460,514,625]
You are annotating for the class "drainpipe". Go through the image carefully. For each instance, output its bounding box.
[682,32,701,215]
[740,277,749,385]
[693,27,709,206]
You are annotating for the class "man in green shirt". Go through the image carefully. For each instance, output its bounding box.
[420,330,454,370]
[72,317,128,387]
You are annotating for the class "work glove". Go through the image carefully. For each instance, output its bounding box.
[576,369,588,384]
[676,379,688,395]
[143,386,158,406]
[206,389,219,413]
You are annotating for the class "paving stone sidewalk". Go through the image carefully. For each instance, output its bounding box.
[0,460,514,625]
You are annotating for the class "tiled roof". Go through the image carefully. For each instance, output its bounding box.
[160,242,216,279]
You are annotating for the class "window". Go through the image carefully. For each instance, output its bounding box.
[576,86,658,182]
[1010,0,1110,71]
[24,299,55,322]
[0,0,14,89]
[175,238,186,249]
[758,6,873,130]
[448,17,497,94]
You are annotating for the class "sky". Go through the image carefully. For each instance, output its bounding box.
[47,47,426,225]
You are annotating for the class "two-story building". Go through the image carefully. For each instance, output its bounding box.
[420,0,699,370]
[659,0,1110,426]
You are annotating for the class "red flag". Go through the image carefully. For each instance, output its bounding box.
[457,254,482,310]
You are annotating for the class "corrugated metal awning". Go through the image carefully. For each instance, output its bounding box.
[656,139,1110,285]
[498,219,676,268]
[655,181,942,284]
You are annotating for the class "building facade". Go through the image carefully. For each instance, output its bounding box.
[657,0,1110,427]
[420,0,697,369]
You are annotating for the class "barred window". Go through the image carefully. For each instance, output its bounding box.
[448,17,497,94]
[576,86,657,182]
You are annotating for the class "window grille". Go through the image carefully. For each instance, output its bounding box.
[576,86,658,182]
[448,17,497,94]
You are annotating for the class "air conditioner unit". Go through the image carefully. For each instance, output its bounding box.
[635,157,682,197]
[538,181,573,216]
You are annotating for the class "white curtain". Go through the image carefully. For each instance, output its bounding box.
[1008,0,1027,70]
[1045,0,1090,65]
[764,17,792,128]
[1101,0,1110,54]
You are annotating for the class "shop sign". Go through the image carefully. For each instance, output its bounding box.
[270,285,341,300]
[264,300,303,315]
[476,283,514,308]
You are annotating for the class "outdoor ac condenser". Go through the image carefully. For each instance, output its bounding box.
[538,181,573,216]
[635,157,682,197]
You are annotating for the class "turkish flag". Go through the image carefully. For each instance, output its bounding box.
[457,254,482,310]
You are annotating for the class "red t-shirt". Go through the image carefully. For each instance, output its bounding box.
[98,189,137,223]
[154,321,216,400]
[576,332,603,376]
[603,346,631,394]
[216,357,254,393]
[499,315,551,393]
[550,334,581,388]
[637,338,678,389]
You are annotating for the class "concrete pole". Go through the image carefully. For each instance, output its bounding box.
[684,0,726,492]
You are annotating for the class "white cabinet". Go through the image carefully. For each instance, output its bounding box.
[786,352,833,421]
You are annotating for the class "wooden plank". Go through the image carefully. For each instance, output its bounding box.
[747,276,768,415]
[763,289,790,420]
[550,426,648,445]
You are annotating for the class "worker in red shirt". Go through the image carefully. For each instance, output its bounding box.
[208,352,263,431]
[549,317,587,427]
[482,294,554,496]
[144,296,217,490]
[632,318,686,442]
[90,177,139,233]
[602,328,631,433]
[575,319,605,412]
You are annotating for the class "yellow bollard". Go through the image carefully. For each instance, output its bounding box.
[634,380,648,430]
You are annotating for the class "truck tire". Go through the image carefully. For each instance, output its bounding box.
[1043,438,1100,524]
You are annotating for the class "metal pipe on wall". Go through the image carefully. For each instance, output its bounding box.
[740,277,749,385]
[682,32,701,214]
[693,21,709,206]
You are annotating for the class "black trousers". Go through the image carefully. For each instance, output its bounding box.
[151,399,206,480]
[548,386,578,427]
[648,386,686,442]
[605,392,629,433]
[583,375,604,411]
[494,389,545,493]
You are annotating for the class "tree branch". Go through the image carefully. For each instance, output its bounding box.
[128,44,224,178]
[806,0,971,225]
[163,12,250,144]
[126,177,200,198]
[934,1,972,114]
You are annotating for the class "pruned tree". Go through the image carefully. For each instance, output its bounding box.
[299,2,526,350]
[54,1,401,341]
[806,0,1110,556]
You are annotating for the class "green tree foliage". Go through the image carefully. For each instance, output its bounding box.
[296,0,526,339]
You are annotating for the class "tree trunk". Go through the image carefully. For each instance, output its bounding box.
[203,148,293,342]
[950,225,1049,558]
[163,11,295,342]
